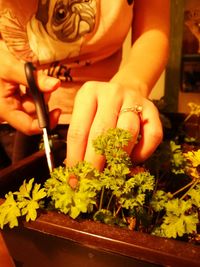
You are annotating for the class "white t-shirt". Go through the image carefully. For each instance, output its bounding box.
[0,0,134,123]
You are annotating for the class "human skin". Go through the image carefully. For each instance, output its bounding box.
[0,44,61,133]
[66,0,170,170]
[0,0,170,174]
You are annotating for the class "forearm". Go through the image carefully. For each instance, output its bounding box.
[111,30,169,97]
[111,0,170,98]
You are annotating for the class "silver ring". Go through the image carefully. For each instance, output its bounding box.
[119,104,143,116]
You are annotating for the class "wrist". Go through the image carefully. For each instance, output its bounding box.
[110,75,149,98]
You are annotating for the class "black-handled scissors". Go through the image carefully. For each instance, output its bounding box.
[24,62,54,172]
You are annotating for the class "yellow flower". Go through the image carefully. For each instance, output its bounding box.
[184,149,200,168]
[188,103,200,117]
[186,167,199,180]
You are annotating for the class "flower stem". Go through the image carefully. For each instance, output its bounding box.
[99,186,105,210]
[106,193,114,210]
[115,205,122,217]
[181,179,199,200]
[172,181,194,197]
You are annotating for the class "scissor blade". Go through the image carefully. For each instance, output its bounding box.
[43,128,54,172]
[24,62,54,172]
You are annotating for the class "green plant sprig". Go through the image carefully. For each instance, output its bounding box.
[0,178,46,229]
[0,127,199,242]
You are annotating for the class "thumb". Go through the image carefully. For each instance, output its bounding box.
[0,49,60,92]
[35,70,61,93]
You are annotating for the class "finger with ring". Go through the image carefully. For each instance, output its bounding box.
[119,104,143,116]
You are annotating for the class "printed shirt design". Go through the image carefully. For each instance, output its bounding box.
[0,0,134,123]
[0,0,98,64]
[0,0,133,64]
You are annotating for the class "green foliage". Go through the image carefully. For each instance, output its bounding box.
[93,128,132,157]
[0,193,20,229]
[153,199,198,239]
[187,183,200,207]
[93,209,119,225]
[119,172,155,209]
[39,134,63,151]
[0,178,46,229]
[170,141,185,174]
[44,128,155,220]
[45,162,102,219]
[0,124,199,244]
[151,190,172,212]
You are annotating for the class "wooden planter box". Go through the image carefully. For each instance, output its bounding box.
[0,141,200,267]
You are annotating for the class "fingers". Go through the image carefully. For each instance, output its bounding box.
[84,95,120,170]
[66,87,98,187]
[0,76,61,134]
[66,82,120,170]
[0,48,61,134]
[0,49,60,92]
[4,108,61,135]
[116,105,141,155]
[21,94,37,114]
[67,82,162,171]
[36,70,61,92]
[131,101,163,163]
[49,108,62,130]
[21,91,61,131]
[4,109,42,135]
[66,85,97,167]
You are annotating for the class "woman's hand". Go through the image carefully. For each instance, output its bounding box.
[66,81,163,170]
[0,47,61,134]
[66,0,169,174]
